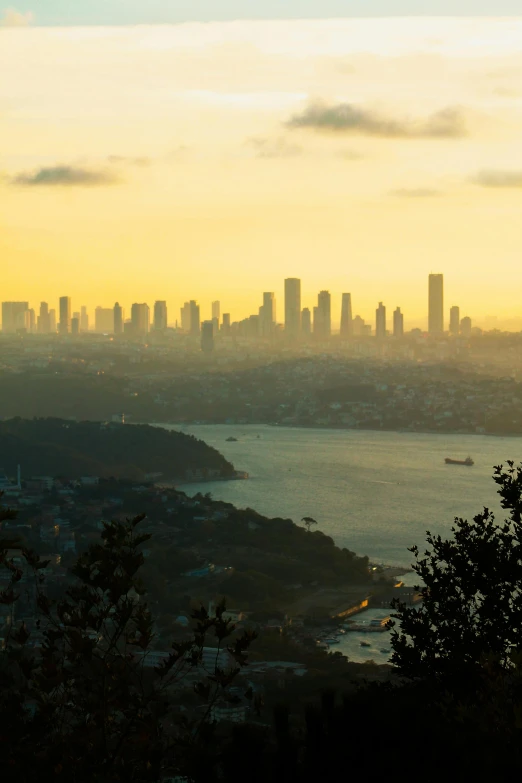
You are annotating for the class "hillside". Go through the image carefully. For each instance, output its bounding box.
[0,418,235,481]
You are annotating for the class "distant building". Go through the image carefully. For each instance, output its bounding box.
[284,278,301,339]
[180,302,191,333]
[154,300,168,331]
[71,316,80,335]
[201,320,214,353]
[189,300,200,336]
[38,302,50,334]
[2,302,29,333]
[313,291,331,340]
[301,307,311,336]
[113,302,124,334]
[375,302,386,339]
[212,300,221,327]
[80,305,89,332]
[95,307,114,334]
[131,303,150,335]
[221,313,231,335]
[340,293,353,339]
[449,306,460,335]
[352,315,366,336]
[49,309,57,333]
[261,292,276,337]
[59,296,71,334]
[393,307,404,338]
[428,274,444,334]
[460,316,472,337]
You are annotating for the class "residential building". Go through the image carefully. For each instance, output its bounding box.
[376,302,386,340]
[2,302,29,333]
[80,306,89,332]
[189,300,200,336]
[130,303,150,335]
[449,306,460,335]
[393,307,404,338]
[460,316,472,337]
[154,300,168,331]
[340,293,353,339]
[201,320,214,353]
[313,290,331,340]
[95,307,114,333]
[113,302,124,334]
[261,292,276,337]
[284,278,301,339]
[59,296,71,334]
[428,274,444,334]
[301,307,311,336]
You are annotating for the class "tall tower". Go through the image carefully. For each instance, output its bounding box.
[340,293,353,339]
[375,302,386,339]
[449,306,460,335]
[301,308,311,337]
[314,291,331,340]
[284,278,301,339]
[189,301,200,336]
[38,302,50,334]
[153,301,168,331]
[201,321,214,353]
[222,313,231,335]
[428,274,444,334]
[131,303,150,335]
[114,302,124,334]
[80,306,89,332]
[262,292,276,337]
[393,307,404,338]
[59,296,71,334]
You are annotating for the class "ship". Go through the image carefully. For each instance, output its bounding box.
[445,456,474,466]
[226,437,238,442]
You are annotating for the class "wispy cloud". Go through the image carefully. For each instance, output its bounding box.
[246,136,302,159]
[287,101,467,139]
[391,188,442,198]
[472,170,522,188]
[0,7,34,27]
[12,165,120,187]
[107,155,150,167]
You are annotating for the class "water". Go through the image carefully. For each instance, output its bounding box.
[166,424,520,565]
[161,424,521,662]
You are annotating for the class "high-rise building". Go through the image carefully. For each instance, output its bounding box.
[114,302,124,334]
[393,307,404,338]
[2,302,29,333]
[352,315,366,336]
[59,296,71,334]
[460,316,472,337]
[189,300,200,336]
[375,302,386,339]
[80,306,89,332]
[449,306,460,335]
[284,278,301,339]
[38,302,50,334]
[340,293,353,339]
[301,307,311,336]
[313,291,331,340]
[428,274,444,334]
[71,316,80,335]
[49,309,57,333]
[26,308,35,333]
[181,302,191,333]
[221,313,231,335]
[154,301,168,331]
[212,301,221,324]
[261,292,276,337]
[95,307,114,334]
[201,320,214,353]
[131,303,150,335]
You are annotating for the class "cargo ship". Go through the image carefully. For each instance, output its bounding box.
[445,456,474,466]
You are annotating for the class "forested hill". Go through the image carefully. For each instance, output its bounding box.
[0,418,235,481]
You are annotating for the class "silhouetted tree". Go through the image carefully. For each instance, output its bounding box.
[301,517,318,534]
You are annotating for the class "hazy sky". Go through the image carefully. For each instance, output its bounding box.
[2,14,522,325]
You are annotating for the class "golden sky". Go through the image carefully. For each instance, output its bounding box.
[2,18,522,325]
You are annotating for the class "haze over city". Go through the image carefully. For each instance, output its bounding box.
[2,10,522,324]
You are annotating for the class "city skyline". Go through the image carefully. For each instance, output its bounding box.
[2,18,522,320]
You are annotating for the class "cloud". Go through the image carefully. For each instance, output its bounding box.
[12,165,120,187]
[246,136,302,159]
[472,170,522,188]
[107,155,150,167]
[391,188,442,198]
[287,101,467,139]
[0,7,34,26]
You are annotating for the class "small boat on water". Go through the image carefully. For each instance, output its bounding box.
[380,648,390,654]
[445,456,474,466]
[360,641,371,648]
[226,437,238,442]
[324,638,340,645]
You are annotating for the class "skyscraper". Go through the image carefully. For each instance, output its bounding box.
[80,306,89,332]
[284,278,301,339]
[393,307,404,338]
[221,313,231,335]
[460,316,472,337]
[131,303,150,335]
[49,309,57,333]
[261,292,276,337]
[189,300,200,336]
[449,306,460,335]
[153,301,168,331]
[375,302,386,339]
[428,274,444,334]
[38,302,50,334]
[114,302,124,334]
[212,301,220,322]
[313,291,331,340]
[94,307,114,333]
[71,316,80,335]
[301,307,311,336]
[201,320,214,353]
[340,293,353,339]
[181,302,191,333]
[59,296,71,334]
[352,315,366,336]
[2,302,29,333]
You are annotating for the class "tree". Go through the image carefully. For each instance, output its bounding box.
[0,500,256,782]
[301,517,317,534]
[389,462,522,688]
